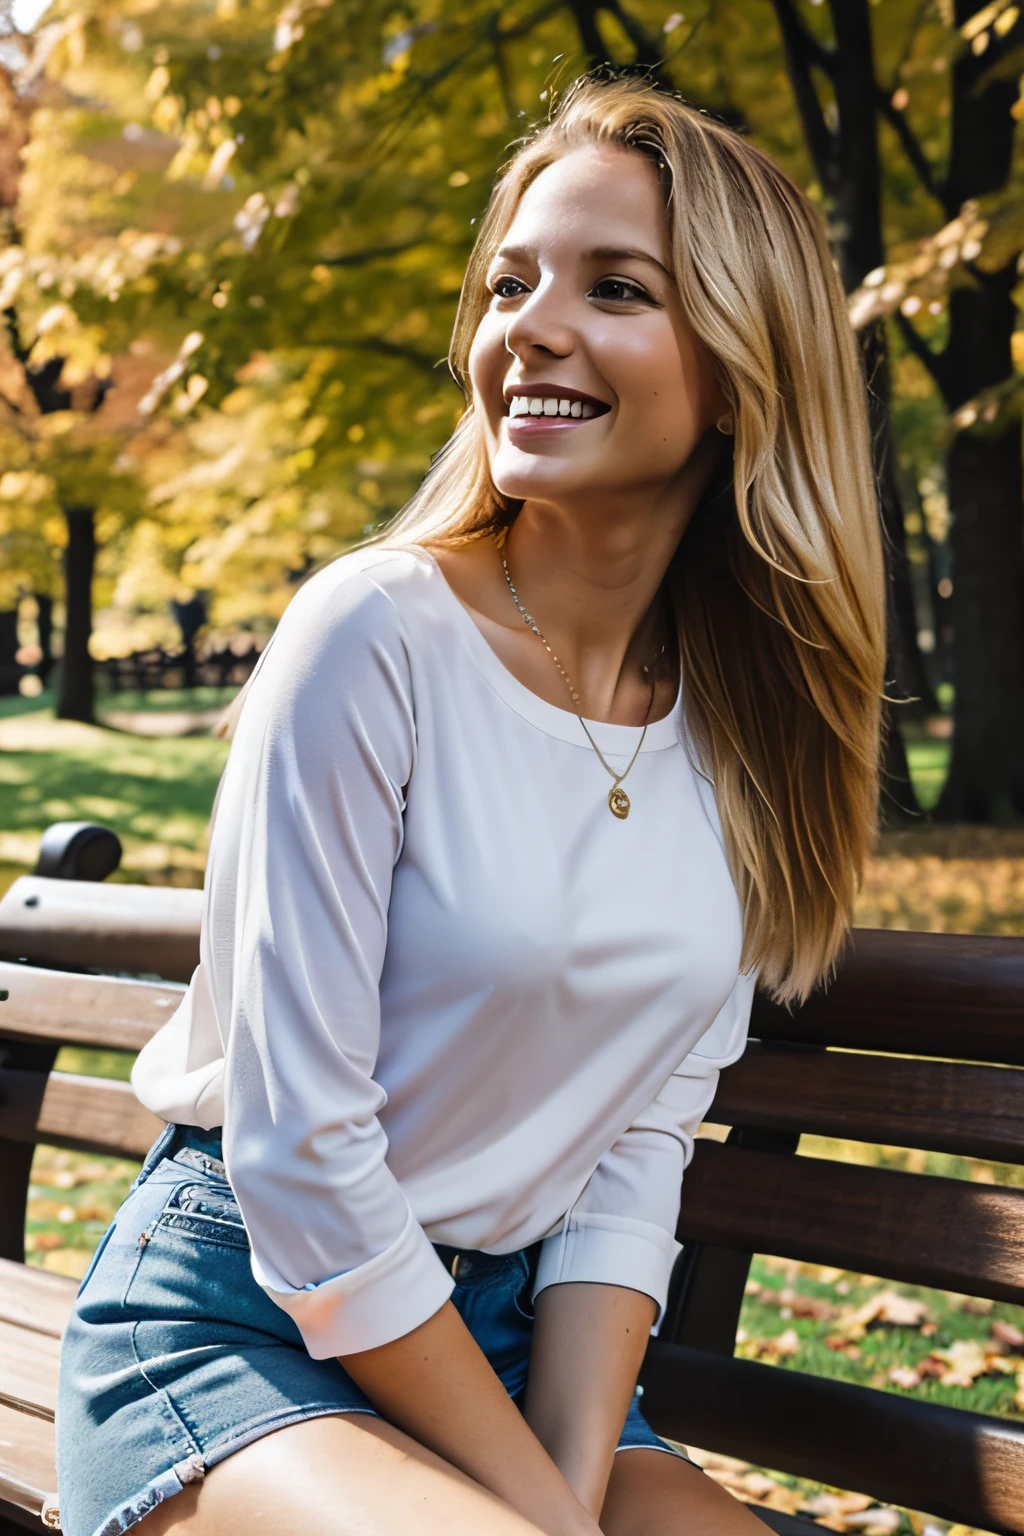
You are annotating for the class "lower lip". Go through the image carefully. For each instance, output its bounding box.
[505,415,602,435]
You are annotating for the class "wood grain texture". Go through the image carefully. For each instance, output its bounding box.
[0,1261,74,1341]
[713,1043,1024,1161]
[678,1141,1024,1303]
[0,1071,164,1160]
[639,1342,1024,1534]
[0,962,183,1053]
[753,929,1024,1065]
[0,1320,58,1421]
[0,876,202,983]
[0,1400,55,1520]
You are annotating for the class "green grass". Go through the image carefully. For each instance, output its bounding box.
[98,685,239,715]
[0,693,229,894]
[905,735,951,813]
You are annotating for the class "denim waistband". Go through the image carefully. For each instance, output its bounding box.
[144,1123,539,1286]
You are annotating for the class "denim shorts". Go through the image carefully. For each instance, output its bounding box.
[56,1123,690,1536]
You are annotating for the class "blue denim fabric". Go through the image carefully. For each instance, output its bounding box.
[56,1124,689,1536]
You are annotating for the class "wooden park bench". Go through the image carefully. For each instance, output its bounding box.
[0,822,1023,1535]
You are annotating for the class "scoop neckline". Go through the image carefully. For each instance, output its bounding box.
[409,545,683,755]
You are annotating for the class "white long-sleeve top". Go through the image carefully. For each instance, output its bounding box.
[132,545,754,1360]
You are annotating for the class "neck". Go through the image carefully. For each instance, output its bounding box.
[501,433,719,716]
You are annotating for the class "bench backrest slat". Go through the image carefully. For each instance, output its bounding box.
[716,1042,1024,1162]
[0,876,202,983]
[0,961,182,1053]
[679,1141,1024,1303]
[640,1340,1024,1536]
[753,930,1024,1065]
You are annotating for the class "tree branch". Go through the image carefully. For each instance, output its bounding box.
[772,0,836,78]
[315,336,446,373]
[895,309,951,396]
[599,0,666,71]
[320,240,452,268]
[769,0,838,192]
[874,86,945,209]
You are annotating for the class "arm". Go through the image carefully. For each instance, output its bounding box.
[524,973,756,1509]
[523,1282,656,1517]
[343,1300,602,1536]
[204,563,599,1535]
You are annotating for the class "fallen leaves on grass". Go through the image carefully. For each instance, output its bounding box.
[743,1281,837,1321]
[692,1451,907,1533]
[738,1327,801,1363]
[886,1339,1018,1390]
[825,1289,931,1348]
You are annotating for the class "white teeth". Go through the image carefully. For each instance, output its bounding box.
[507,394,600,419]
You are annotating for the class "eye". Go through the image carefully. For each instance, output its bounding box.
[589,276,657,305]
[490,274,530,300]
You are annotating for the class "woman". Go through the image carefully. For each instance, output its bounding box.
[56,73,884,1536]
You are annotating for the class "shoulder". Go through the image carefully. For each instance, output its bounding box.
[274,545,435,654]
[238,547,439,741]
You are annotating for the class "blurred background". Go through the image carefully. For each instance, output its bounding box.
[4,1,1024,1524]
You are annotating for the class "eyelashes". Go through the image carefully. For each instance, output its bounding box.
[487,274,660,306]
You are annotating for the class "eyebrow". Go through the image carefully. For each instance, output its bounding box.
[492,243,673,279]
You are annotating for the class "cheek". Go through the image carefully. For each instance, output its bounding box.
[467,317,506,415]
[607,324,714,446]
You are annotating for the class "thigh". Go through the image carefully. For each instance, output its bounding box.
[136,1412,552,1536]
[601,1448,770,1536]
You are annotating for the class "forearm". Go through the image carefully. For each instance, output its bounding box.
[523,1282,658,1517]
[340,1298,601,1536]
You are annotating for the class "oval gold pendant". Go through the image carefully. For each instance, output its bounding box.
[608,786,630,819]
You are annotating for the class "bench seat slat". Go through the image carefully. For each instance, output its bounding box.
[714,1043,1024,1162]
[679,1142,1024,1302]
[0,876,202,984]
[0,962,182,1054]
[0,1071,165,1161]
[0,1320,58,1422]
[640,1341,1024,1536]
[0,1400,54,1521]
[753,930,1024,1066]
[0,1261,75,1341]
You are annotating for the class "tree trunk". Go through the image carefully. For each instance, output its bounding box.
[35,592,53,682]
[934,254,1023,821]
[827,0,924,819]
[57,505,96,724]
[936,422,1024,821]
[932,5,1024,820]
[0,609,18,696]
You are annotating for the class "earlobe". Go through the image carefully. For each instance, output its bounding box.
[716,413,734,436]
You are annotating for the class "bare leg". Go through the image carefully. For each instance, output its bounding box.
[601,1449,770,1536]
[136,1412,552,1536]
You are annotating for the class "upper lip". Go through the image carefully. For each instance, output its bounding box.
[502,383,611,413]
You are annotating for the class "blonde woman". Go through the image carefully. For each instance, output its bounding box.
[56,74,884,1536]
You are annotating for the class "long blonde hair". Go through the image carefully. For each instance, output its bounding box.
[383,74,885,1005]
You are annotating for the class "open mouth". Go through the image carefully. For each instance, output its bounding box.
[503,385,611,425]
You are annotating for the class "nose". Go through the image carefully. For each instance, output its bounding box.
[503,278,576,363]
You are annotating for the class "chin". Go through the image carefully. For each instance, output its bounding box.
[490,451,596,505]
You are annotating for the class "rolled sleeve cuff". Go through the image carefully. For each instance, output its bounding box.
[532,1214,681,1334]
[252,1208,455,1358]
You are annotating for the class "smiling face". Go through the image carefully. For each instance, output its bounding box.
[467,143,727,515]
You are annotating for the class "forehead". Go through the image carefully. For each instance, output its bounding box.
[501,144,670,264]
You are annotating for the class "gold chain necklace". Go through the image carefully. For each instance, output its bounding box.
[500,552,659,821]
